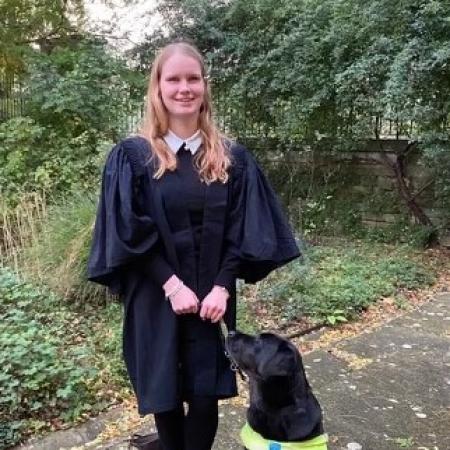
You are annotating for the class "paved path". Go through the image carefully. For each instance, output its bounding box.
[14,293,449,450]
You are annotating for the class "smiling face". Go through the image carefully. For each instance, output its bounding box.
[158,52,206,124]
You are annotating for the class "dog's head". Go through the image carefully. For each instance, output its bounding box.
[226,331,301,381]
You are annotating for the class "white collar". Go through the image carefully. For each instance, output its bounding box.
[163,129,203,155]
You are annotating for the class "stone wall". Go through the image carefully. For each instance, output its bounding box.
[250,138,449,232]
[331,140,447,229]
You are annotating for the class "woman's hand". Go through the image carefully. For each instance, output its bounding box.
[199,285,229,323]
[163,275,199,314]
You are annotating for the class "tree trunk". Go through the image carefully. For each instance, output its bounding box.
[374,139,434,227]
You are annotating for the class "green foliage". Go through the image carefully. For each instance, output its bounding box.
[0,268,98,447]
[393,437,415,448]
[0,117,45,197]
[0,39,144,204]
[0,266,129,447]
[421,133,450,203]
[0,0,85,73]
[260,242,435,324]
[0,118,110,200]
[17,190,109,306]
[360,221,438,248]
[25,40,144,138]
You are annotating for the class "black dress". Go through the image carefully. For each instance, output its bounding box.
[87,136,300,415]
[172,146,235,400]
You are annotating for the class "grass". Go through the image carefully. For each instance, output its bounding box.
[255,239,437,325]
[21,190,106,304]
[0,192,47,270]
[1,190,109,307]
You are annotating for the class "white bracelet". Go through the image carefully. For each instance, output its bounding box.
[166,280,183,300]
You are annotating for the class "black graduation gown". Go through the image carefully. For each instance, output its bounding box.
[87,135,300,415]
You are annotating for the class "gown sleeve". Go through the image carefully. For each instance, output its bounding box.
[87,139,174,294]
[218,144,301,284]
[214,246,240,292]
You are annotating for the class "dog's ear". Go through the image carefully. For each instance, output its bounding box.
[273,340,299,376]
[257,339,299,379]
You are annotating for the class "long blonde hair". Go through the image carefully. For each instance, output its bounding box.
[139,42,231,183]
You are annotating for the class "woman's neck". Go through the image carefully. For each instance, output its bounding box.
[168,117,199,139]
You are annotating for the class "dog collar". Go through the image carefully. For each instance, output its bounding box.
[240,422,328,450]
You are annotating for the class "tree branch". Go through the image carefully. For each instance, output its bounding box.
[411,178,435,201]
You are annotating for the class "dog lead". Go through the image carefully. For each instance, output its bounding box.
[219,319,248,381]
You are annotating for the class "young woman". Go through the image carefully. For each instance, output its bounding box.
[87,42,300,450]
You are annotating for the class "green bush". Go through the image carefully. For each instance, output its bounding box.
[0,39,145,205]
[25,40,144,139]
[11,190,109,306]
[0,117,46,200]
[261,242,435,324]
[0,117,113,204]
[361,221,438,248]
[0,268,99,447]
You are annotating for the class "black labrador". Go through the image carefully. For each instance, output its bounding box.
[225,331,325,447]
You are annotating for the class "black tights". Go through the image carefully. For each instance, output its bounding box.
[154,396,219,450]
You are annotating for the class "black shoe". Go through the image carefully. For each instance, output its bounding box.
[129,432,160,450]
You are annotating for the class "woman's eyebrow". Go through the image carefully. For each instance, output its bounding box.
[163,71,202,77]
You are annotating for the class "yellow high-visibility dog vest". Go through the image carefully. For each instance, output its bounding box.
[240,422,328,450]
